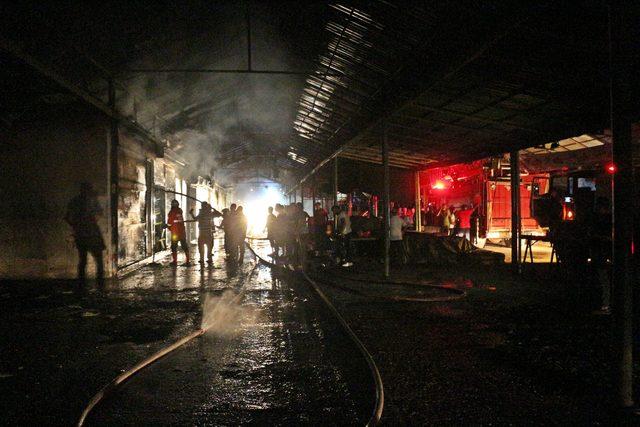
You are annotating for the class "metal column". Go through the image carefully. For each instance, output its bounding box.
[383,125,391,278]
[312,179,316,211]
[333,157,339,207]
[510,150,521,273]
[415,171,422,232]
[333,157,339,228]
[300,186,304,208]
[609,1,634,408]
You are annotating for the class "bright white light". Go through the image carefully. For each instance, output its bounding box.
[244,186,285,238]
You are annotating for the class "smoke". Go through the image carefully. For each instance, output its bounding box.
[115,3,310,186]
[200,290,259,337]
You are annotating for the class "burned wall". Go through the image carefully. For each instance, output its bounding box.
[117,130,153,267]
[0,105,111,279]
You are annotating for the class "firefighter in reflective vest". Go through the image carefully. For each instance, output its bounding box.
[166,199,190,265]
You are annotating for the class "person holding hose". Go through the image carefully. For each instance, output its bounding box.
[166,199,190,266]
[190,201,221,265]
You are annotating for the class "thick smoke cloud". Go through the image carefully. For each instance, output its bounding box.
[116,4,309,186]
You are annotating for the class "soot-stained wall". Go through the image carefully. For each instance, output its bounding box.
[117,129,153,268]
[0,105,111,278]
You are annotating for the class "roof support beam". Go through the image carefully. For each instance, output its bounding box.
[0,36,164,152]
[288,12,532,194]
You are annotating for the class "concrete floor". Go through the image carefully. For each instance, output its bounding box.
[484,241,556,264]
[1,237,637,425]
[0,239,371,425]
[315,259,638,425]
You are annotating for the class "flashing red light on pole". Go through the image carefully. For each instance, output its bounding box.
[606,163,617,174]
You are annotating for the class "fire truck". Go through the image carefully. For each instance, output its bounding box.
[420,152,611,247]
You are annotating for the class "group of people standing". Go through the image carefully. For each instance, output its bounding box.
[165,199,247,266]
[264,202,355,267]
[422,203,478,242]
[220,204,248,265]
[265,202,311,266]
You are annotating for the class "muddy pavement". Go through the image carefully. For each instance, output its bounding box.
[0,240,372,425]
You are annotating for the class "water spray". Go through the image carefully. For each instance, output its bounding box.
[77,258,258,426]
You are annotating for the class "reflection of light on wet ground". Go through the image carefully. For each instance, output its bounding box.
[87,237,367,425]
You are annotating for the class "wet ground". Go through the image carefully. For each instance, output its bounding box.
[2,238,639,425]
[0,240,372,425]
[313,258,640,425]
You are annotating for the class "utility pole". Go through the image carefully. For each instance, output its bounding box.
[108,80,119,276]
[333,157,339,228]
[383,125,391,278]
[415,171,422,232]
[609,0,634,409]
[510,150,521,273]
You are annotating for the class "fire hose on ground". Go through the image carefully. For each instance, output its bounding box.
[245,236,467,303]
[77,262,259,426]
[245,241,384,426]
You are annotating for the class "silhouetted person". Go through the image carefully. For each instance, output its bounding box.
[266,206,277,255]
[65,182,105,282]
[190,201,221,264]
[313,202,328,236]
[223,203,238,257]
[234,206,248,264]
[166,199,190,265]
[220,208,230,256]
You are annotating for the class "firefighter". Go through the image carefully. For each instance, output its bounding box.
[166,199,190,265]
[190,201,221,265]
[65,182,105,282]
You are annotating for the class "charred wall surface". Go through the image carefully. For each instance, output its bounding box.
[0,105,111,278]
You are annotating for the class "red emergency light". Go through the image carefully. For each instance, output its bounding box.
[562,204,575,221]
[432,180,447,190]
[606,163,617,174]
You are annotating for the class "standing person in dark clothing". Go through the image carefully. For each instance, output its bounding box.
[295,202,310,267]
[313,202,328,236]
[223,203,237,258]
[273,204,287,258]
[265,206,277,256]
[190,201,221,264]
[65,182,105,282]
[220,208,230,256]
[166,199,190,265]
[234,206,248,264]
